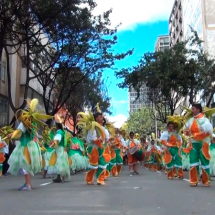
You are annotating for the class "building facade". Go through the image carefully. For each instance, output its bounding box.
[129,85,149,114]
[183,0,215,58]
[169,0,183,47]
[155,35,170,51]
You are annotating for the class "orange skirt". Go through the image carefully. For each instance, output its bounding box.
[128,153,138,165]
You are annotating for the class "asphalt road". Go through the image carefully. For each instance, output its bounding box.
[0,166,215,215]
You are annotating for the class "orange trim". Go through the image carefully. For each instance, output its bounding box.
[89,147,99,166]
[93,139,103,148]
[97,169,106,184]
[201,142,210,160]
[85,169,96,184]
[49,153,57,166]
[42,157,45,168]
[112,166,118,177]
[167,168,173,179]
[164,150,172,164]
[68,157,72,166]
[178,168,184,178]
[0,152,5,163]
[117,165,122,174]
[189,166,198,185]
[24,147,31,165]
[202,168,210,185]
[194,132,210,140]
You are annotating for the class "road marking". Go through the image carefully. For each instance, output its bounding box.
[33,210,121,214]
[183,178,190,183]
[134,187,142,189]
[155,169,191,183]
[40,182,53,186]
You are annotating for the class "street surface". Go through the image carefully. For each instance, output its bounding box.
[0,166,215,215]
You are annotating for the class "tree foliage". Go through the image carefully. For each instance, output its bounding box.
[116,30,215,122]
[0,0,133,123]
[127,106,164,136]
[58,72,111,133]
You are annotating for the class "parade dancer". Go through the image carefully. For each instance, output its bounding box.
[68,136,88,172]
[126,131,141,176]
[160,121,183,179]
[41,122,57,178]
[78,111,110,185]
[50,122,70,182]
[147,140,162,172]
[183,103,213,187]
[7,99,53,190]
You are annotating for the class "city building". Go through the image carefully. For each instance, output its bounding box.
[129,85,149,114]
[169,0,183,47]
[183,0,215,58]
[0,31,54,126]
[155,35,170,51]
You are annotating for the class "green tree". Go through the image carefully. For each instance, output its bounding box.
[127,106,164,136]
[116,30,213,122]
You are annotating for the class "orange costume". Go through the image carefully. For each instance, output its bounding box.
[183,113,213,186]
[160,131,183,179]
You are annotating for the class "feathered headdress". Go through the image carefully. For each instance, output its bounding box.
[105,121,115,138]
[77,110,105,140]
[96,103,102,113]
[15,98,53,130]
[0,125,14,145]
[181,105,215,121]
[166,115,185,130]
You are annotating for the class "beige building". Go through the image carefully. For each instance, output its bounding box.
[155,35,170,51]
[169,0,183,47]
[0,44,53,126]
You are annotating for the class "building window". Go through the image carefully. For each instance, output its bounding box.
[1,61,6,82]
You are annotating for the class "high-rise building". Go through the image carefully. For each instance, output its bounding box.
[129,85,149,114]
[183,0,215,58]
[169,0,183,47]
[155,35,170,51]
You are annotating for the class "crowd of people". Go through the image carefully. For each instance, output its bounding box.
[0,100,215,190]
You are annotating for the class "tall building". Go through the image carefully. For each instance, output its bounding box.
[155,35,170,51]
[129,85,149,114]
[183,0,215,58]
[169,0,183,47]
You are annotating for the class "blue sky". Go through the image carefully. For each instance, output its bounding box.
[94,0,174,127]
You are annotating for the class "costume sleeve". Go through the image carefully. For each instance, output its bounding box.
[104,128,110,142]
[160,131,168,145]
[53,133,62,142]
[86,130,97,142]
[134,139,140,145]
[147,145,152,152]
[17,122,26,133]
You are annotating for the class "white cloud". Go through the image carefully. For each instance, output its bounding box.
[93,0,174,31]
[107,114,127,128]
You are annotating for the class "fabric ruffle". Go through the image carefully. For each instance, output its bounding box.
[8,141,42,176]
[55,146,70,179]
[69,152,88,171]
